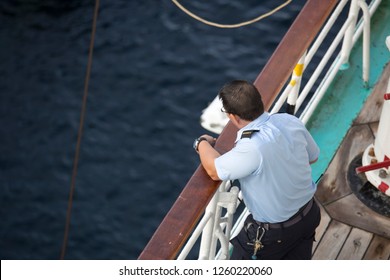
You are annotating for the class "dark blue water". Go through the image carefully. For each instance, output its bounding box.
[0,0,306,259]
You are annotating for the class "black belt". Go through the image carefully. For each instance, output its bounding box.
[254,198,314,230]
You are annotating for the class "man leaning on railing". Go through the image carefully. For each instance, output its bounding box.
[193,80,320,260]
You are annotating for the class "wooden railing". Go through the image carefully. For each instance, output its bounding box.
[138,0,339,260]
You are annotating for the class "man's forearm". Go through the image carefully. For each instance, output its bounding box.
[198,139,221,181]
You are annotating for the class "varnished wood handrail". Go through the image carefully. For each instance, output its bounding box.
[138,0,338,260]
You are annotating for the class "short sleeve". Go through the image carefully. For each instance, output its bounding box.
[215,141,261,181]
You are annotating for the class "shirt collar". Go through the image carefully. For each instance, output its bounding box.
[235,112,270,143]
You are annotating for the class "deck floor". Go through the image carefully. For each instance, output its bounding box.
[312,63,390,260]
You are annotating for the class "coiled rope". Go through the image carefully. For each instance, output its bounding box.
[60,0,100,260]
[171,0,292,28]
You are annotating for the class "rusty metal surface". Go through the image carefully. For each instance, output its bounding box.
[138,0,338,260]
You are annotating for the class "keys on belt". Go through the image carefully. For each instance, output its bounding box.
[245,223,266,260]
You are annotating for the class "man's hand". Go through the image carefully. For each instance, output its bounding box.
[200,134,217,147]
[196,134,221,181]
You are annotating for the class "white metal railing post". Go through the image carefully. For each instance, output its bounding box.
[196,181,239,260]
[340,0,360,69]
[270,0,349,114]
[286,51,306,114]
[214,186,239,259]
[297,17,353,120]
[207,191,224,259]
[198,184,220,259]
[300,0,375,122]
[357,0,371,85]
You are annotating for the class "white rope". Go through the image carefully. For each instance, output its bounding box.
[171,0,292,28]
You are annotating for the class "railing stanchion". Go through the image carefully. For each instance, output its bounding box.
[340,0,360,69]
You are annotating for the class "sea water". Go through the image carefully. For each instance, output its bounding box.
[0,0,306,259]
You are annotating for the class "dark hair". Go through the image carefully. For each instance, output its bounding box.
[218,80,264,121]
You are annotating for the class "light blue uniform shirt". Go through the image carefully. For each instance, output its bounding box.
[215,112,320,223]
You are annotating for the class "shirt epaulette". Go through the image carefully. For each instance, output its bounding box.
[240,129,260,139]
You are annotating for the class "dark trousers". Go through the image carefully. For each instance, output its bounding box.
[230,199,321,260]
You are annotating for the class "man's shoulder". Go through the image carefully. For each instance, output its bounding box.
[270,112,296,119]
[270,112,302,125]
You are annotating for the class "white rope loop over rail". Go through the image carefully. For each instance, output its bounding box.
[171,0,292,28]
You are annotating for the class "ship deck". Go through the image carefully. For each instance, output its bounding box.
[312,62,390,260]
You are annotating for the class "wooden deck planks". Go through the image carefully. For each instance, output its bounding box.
[313,201,332,252]
[363,235,390,260]
[337,228,373,260]
[312,220,351,260]
[325,194,390,238]
[312,203,390,260]
[312,212,390,260]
